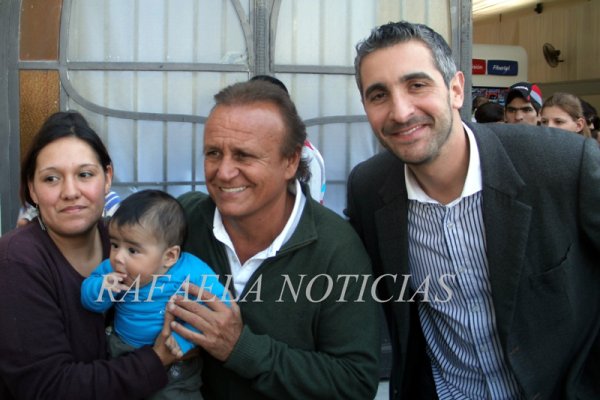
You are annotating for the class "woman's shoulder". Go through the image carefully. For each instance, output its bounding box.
[0,223,55,276]
[1,222,42,255]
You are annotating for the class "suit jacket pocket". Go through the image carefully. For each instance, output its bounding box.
[526,243,572,329]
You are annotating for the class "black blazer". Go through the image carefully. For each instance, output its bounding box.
[347,122,600,400]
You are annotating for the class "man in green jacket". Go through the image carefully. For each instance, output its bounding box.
[168,80,381,400]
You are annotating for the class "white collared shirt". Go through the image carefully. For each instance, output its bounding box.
[405,122,482,205]
[212,180,306,297]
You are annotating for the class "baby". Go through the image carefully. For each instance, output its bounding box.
[82,189,229,400]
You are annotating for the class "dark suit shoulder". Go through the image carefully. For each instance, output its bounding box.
[469,122,592,182]
[350,150,403,191]
[471,122,586,159]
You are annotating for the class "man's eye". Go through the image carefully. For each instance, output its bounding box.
[369,92,385,102]
[411,82,426,89]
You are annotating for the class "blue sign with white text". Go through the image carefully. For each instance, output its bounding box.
[487,60,518,76]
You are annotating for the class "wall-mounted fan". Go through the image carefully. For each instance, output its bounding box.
[543,43,564,68]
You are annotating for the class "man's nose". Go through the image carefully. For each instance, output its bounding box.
[216,156,239,181]
[389,91,414,123]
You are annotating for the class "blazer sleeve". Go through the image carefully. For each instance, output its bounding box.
[578,138,600,251]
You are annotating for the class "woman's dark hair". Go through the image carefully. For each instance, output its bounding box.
[20,111,112,206]
[110,190,187,248]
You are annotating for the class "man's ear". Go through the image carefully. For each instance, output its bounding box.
[450,71,465,111]
[575,117,586,134]
[284,147,301,181]
[163,245,181,268]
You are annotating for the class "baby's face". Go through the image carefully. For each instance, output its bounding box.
[108,223,170,287]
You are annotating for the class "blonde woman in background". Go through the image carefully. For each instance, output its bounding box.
[540,92,591,137]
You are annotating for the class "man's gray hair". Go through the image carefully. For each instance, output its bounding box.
[354,21,457,96]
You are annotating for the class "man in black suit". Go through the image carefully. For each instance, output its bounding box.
[346,21,600,399]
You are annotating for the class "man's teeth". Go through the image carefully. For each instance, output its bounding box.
[221,186,246,193]
[402,125,422,135]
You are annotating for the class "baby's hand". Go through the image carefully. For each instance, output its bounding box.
[103,272,130,293]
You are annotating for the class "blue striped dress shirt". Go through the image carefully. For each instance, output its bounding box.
[405,124,522,399]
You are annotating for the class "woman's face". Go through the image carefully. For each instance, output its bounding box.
[541,106,584,133]
[28,137,113,238]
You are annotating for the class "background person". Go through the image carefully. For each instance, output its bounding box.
[347,21,600,399]
[82,189,230,400]
[504,81,543,125]
[580,98,600,143]
[471,95,489,122]
[249,74,327,204]
[171,80,381,400]
[0,111,176,399]
[474,101,504,123]
[541,92,591,137]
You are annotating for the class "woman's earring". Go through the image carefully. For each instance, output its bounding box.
[35,204,47,231]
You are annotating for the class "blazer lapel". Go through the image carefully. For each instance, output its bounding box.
[375,157,410,278]
[473,125,532,345]
[373,157,412,348]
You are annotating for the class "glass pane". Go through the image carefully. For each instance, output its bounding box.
[137,120,164,182]
[68,0,249,63]
[277,73,363,120]
[274,0,379,66]
[68,71,247,114]
[166,122,193,182]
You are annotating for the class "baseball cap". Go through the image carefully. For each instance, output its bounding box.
[506,82,543,111]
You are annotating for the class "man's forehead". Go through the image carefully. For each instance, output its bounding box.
[205,102,286,143]
[362,41,436,73]
[506,97,533,107]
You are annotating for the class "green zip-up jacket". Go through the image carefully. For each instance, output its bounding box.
[179,190,380,400]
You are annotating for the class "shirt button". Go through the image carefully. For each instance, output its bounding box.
[447,222,455,229]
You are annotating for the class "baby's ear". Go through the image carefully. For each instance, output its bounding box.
[163,245,181,268]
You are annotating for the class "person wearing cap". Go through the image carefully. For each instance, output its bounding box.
[504,81,543,125]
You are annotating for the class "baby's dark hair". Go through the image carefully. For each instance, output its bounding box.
[110,190,187,247]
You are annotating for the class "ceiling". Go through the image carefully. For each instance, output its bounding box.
[472,0,561,21]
